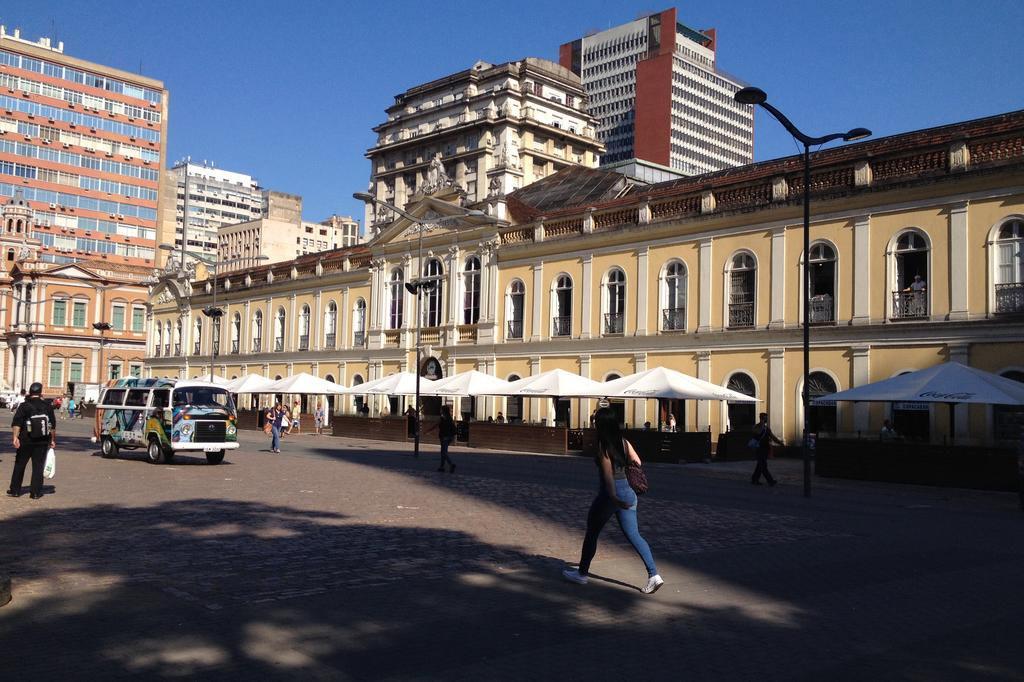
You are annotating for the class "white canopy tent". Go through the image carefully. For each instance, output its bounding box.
[353,372,438,395]
[225,373,277,394]
[600,367,760,402]
[192,373,231,386]
[265,372,350,395]
[500,369,606,398]
[420,370,513,397]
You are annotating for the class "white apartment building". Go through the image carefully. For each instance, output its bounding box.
[169,160,264,256]
[560,8,753,175]
[364,57,604,233]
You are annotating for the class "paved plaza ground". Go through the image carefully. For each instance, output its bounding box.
[1,419,1023,681]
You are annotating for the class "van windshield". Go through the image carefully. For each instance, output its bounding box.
[172,387,234,410]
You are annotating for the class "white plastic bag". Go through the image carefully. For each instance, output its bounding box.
[43,447,55,479]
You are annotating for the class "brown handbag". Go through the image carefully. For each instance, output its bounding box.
[625,463,649,495]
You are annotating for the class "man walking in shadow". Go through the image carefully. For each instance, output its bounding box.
[8,382,56,499]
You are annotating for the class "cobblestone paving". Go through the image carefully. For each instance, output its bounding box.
[0,422,1022,680]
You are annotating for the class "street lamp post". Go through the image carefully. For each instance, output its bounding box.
[159,245,268,382]
[353,192,495,458]
[92,321,112,382]
[734,86,870,498]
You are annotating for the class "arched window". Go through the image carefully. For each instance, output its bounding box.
[163,321,171,356]
[892,230,929,319]
[351,374,365,413]
[324,374,337,415]
[463,257,481,324]
[994,370,1024,440]
[506,374,523,423]
[726,372,756,430]
[506,280,525,339]
[274,307,286,351]
[995,219,1024,314]
[212,316,221,355]
[423,258,444,327]
[662,261,686,331]
[353,298,366,346]
[155,322,163,356]
[230,313,241,353]
[6,248,13,261]
[298,304,310,350]
[728,253,756,328]
[808,243,837,324]
[174,320,182,356]
[807,371,838,435]
[604,268,625,335]
[389,269,404,329]
[324,301,338,349]
[193,317,202,355]
[251,310,263,352]
[552,274,573,337]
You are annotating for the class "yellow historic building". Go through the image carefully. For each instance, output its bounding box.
[146,109,1024,445]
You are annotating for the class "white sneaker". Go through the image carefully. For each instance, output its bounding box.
[641,574,664,594]
[562,568,588,585]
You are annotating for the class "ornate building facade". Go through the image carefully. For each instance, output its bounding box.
[147,109,1024,445]
[0,190,150,396]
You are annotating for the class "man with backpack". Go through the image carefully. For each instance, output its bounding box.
[7,382,56,499]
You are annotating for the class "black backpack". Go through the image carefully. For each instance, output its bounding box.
[25,401,50,441]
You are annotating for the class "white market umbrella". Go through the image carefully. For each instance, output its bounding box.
[226,373,276,394]
[266,372,350,395]
[353,372,437,395]
[600,367,759,402]
[193,373,231,386]
[503,368,605,397]
[420,370,513,397]
[813,362,1024,406]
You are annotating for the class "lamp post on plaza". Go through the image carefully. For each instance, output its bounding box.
[353,191,495,458]
[734,86,871,498]
[159,245,268,381]
[92,321,112,383]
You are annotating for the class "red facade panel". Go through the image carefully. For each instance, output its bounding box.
[634,53,673,166]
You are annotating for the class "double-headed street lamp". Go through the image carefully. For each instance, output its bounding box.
[159,245,268,381]
[734,86,871,498]
[353,191,495,458]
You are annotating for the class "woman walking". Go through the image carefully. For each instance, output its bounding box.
[435,405,457,473]
[563,407,663,594]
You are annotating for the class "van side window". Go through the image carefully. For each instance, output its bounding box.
[101,389,126,406]
[151,390,169,409]
[125,389,150,408]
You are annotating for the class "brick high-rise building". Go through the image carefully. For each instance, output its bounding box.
[560,8,753,175]
[0,25,168,268]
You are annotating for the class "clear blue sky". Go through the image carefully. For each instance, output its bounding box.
[3,0,1023,229]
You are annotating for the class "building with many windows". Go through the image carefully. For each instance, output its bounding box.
[166,160,264,257]
[0,25,168,268]
[0,190,149,396]
[364,57,604,235]
[147,109,1024,445]
[560,8,753,174]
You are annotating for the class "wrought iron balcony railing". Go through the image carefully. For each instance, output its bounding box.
[274,338,284,352]
[231,340,239,354]
[552,316,571,337]
[324,333,336,350]
[662,307,685,331]
[298,335,309,351]
[251,339,261,353]
[809,294,835,324]
[728,302,754,328]
[507,319,523,339]
[891,291,928,320]
[604,312,624,335]
[193,341,201,355]
[995,282,1024,314]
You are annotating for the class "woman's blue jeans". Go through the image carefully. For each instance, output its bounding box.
[578,478,658,578]
[271,425,281,451]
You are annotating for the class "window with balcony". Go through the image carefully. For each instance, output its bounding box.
[603,268,625,335]
[212,317,221,355]
[552,274,573,337]
[728,253,756,328]
[807,242,836,324]
[995,219,1024,314]
[891,230,929,320]
[661,260,686,331]
[506,279,525,339]
[230,313,240,354]
[274,307,286,352]
[463,257,480,324]
[353,298,366,347]
[154,324,162,356]
[251,310,263,352]
[324,301,337,349]
[389,269,404,329]
[423,259,443,327]
[298,304,310,351]
[193,317,202,355]
[174,320,182,355]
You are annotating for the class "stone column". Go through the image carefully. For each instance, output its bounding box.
[851,345,871,434]
[313,290,322,351]
[288,294,297,353]
[578,354,592,429]
[698,239,713,332]
[632,352,648,427]
[769,229,786,329]
[528,355,542,423]
[852,215,871,325]
[948,344,970,439]
[768,348,785,439]
[695,351,712,434]
[530,262,543,342]
[948,202,969,321]
[580,254,593,339]
[635,247,649,336]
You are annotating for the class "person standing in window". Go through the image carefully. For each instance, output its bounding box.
[904,274,927,292]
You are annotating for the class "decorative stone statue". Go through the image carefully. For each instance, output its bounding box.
[498,140,520,170]
[488,177,503,198]
[16,245,31,261]
[426,153,446,188]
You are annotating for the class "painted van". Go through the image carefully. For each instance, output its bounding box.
[95,377,239,464]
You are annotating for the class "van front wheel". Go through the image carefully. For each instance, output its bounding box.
[206,450,225,465]
[100,437,118,459]
[147,438,166,464]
